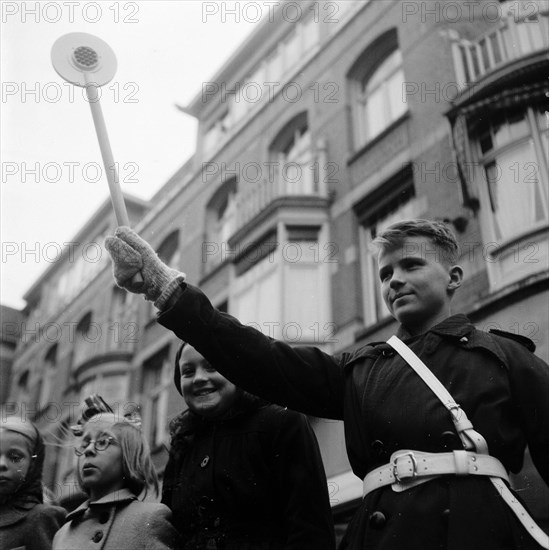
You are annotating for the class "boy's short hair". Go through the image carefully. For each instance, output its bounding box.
[373,219,459,264]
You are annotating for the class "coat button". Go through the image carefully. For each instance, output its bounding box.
[92,531,104,543]
[369,511,387,529]
[382,349,394,357]
[459,336,469,344]
[198,496,213,516]
[442,508,451,524]
[201,456,210,468]
[98,512,109,524]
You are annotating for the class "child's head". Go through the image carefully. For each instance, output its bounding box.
[373,219,459,265]
[0,416,45,505]
[174,342,239,418]
[74,412,159,501]
[373,219,463,335]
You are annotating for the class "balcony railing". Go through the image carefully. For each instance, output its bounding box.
[451,2,549,89]
[204,143,330,270]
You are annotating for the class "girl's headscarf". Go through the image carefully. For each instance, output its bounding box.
[0,416,45,506]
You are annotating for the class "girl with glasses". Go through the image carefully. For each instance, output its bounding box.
[53,404,181,550]
[0,415,66,550]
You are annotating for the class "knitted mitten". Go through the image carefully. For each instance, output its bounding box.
[105,226,185,302]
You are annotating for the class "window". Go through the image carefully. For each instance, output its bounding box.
[54,227,110,312]
[219,193,237,243]
[356,167,420,326]
[269,112,315,196]
[348,30,407,148]
[109,285,128,323]
[283,226,332,344]
[473,106,548,242]
[224,13,320,130]
[73,312,93,367]
[232,230,281,334]
[157,230,180,269]
[38,344,57,409]
[283,29,301,71]
[232,225,332,345]
[141,346,171,449]
[204,178,239,268]
[203,110,230,157]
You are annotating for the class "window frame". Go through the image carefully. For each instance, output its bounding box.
[141,346,171,449]
[472,105,549,245]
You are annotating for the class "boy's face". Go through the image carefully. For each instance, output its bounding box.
[377,236,462,335]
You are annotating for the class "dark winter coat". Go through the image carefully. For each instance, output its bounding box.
[161,394,336,549]
[0,501,65,550]
[53,488,180,550]
[158,283,549,550]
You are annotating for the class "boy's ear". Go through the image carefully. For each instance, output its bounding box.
[448,265,464,291]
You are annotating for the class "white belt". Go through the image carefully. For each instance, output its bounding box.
[363,449,509,496]
[380,336,549,548]
[363,449,549,548]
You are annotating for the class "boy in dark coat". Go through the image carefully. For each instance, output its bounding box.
[106,219,549,549]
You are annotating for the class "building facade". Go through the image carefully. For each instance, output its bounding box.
[5,0,548,538]
[0,305,24,404]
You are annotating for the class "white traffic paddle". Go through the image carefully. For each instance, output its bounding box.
[51,32,143,284]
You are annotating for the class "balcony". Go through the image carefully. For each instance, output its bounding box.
[451,2,549,90]
[204,143,330,271]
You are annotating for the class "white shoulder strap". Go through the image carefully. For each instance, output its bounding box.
[387,335,488,453]
[387,335,549,549]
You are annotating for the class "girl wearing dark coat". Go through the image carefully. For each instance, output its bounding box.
[0,416,66,550]
[161,342,336,549]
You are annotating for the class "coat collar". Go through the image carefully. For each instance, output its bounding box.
[347,314,507,365]
[395,313,508,365]
[66,488,137,521]
[396,314,474,340]
[0,499,38,527]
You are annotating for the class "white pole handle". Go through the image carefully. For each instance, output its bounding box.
[84,72,130,227]
[83,72,143,285]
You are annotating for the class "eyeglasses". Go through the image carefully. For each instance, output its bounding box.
[74,435,117,456]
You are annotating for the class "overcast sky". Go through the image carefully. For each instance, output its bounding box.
[1,1,259,309]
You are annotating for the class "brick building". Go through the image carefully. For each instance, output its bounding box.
[5,0,548,538]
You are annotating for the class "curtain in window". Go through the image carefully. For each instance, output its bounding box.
[486,140,542,240]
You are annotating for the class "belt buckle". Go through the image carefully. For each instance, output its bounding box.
[392,452,418,482]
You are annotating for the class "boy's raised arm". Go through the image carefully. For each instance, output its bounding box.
[105,227,345,419]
